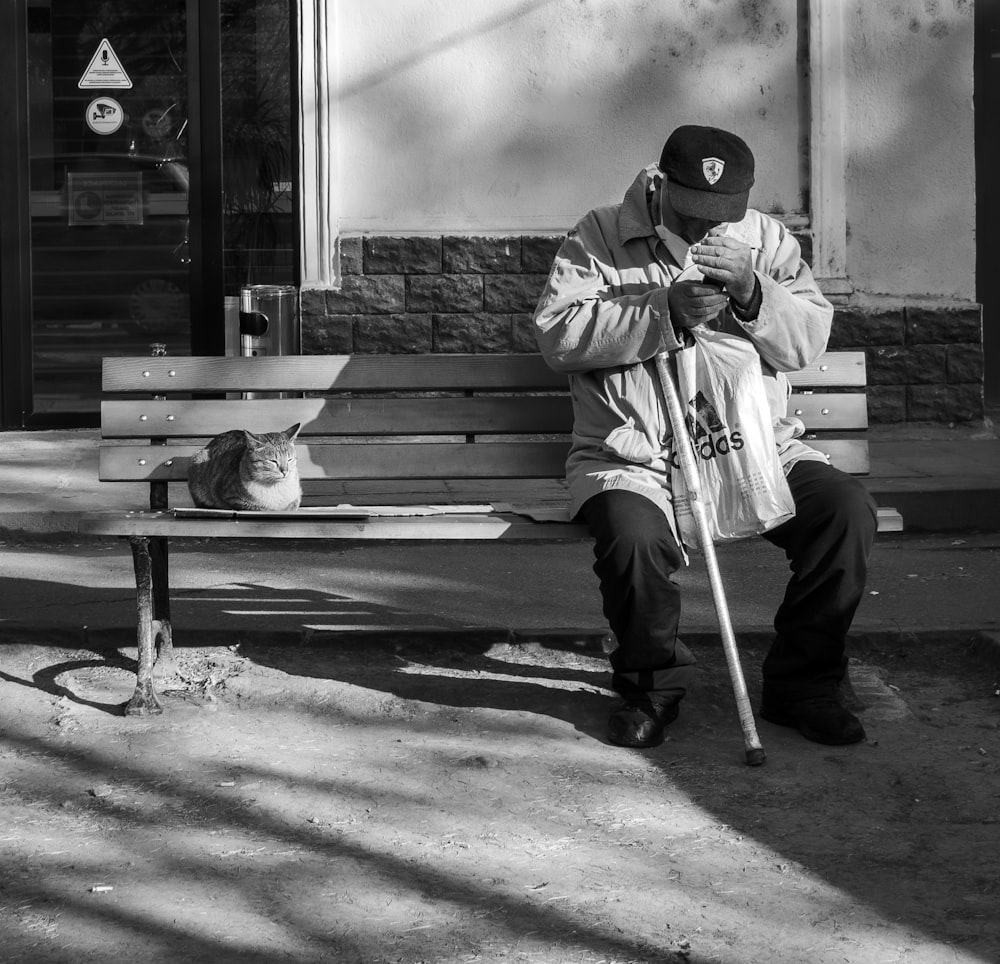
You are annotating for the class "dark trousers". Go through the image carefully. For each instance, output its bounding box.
[579,460,878,705]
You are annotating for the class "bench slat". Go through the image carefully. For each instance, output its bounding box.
[102,392,863,438]
[101,396,577,438]
[99,441,573,482]
[102,351,866,394]
[784,393,868,431]
[804,439,869,474]
[100,436,870,481]
[77,510,593,541]
[785,351,866,388]
[78,507,899,539]
[102,354,567,394]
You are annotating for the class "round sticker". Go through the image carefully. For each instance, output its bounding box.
[86,97,124,135]
[73,191,103,221]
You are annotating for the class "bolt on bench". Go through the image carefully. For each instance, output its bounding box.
[82,351,900,716]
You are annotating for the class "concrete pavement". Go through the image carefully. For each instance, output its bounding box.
[0,530,998,650]
[0,423,998,655]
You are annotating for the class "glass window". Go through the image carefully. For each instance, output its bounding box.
[27,1,191,419]
[221,0,294,295]
[20,0,294,423]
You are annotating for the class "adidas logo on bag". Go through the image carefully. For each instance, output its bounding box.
[684,390,743,461]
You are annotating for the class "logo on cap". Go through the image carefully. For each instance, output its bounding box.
[702,157,725,185]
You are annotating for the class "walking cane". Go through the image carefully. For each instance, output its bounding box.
[654,351,767,767]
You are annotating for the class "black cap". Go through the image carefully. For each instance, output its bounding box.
[659,125,755,222]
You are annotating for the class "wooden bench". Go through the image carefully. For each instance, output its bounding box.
[81,350,900,716]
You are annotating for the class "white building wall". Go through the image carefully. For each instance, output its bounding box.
[315,0,975,301]
[844,0,975,299]
[335,0,804,233]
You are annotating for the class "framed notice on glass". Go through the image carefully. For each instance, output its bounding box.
[67,172,143,226]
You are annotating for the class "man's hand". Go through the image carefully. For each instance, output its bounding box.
[664,280,728,330]
[690,229,756,306]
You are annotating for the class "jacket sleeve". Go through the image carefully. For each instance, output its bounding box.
[532,211,683,373]
[733,215,834,373]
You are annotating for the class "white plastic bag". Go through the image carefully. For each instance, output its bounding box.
[669,327,795,547]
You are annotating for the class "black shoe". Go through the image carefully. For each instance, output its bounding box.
[607,698,680,748]
[760,696,866,745]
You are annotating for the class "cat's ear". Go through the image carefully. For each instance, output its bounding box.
[285,423,301,441]
[243,429,263,449]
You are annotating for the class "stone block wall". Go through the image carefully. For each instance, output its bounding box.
[301,235,559,357]
[828,301,984,423]
[301,234,985,423]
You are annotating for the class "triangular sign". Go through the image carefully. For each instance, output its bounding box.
[78,39,132,89]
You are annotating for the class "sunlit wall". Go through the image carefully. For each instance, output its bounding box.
[329,0,974,300]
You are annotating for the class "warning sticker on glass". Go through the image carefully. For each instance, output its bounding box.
[67,172,143,226]
[79,38,133,89]
[85,97,124,135]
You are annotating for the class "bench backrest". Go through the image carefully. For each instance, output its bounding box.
[100,352,869,509]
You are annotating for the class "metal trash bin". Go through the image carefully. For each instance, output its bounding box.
[238,284,300,398]
[239,283,300,357]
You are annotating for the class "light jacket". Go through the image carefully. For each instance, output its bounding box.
[533,165,834,534]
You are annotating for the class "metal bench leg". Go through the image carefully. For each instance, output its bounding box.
[150,536,174,666]
[124,536,166,716]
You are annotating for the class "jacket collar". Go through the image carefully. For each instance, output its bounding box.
[617,164,762,250]
[618,166,661,245]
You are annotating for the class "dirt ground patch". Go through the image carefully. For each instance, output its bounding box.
[0,634,998,964]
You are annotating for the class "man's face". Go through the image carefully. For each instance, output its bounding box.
[658,186,723,245]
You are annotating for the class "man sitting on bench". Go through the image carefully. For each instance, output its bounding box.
[532,124,878,750]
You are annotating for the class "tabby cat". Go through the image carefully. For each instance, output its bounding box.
[187,423,302,511]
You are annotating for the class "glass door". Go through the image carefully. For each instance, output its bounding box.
[220,0,295,296]
[26,1,192,420]
[6,0,294,426]
[976,1,1000,408]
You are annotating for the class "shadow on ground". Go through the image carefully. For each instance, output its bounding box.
[1,627,997,963]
